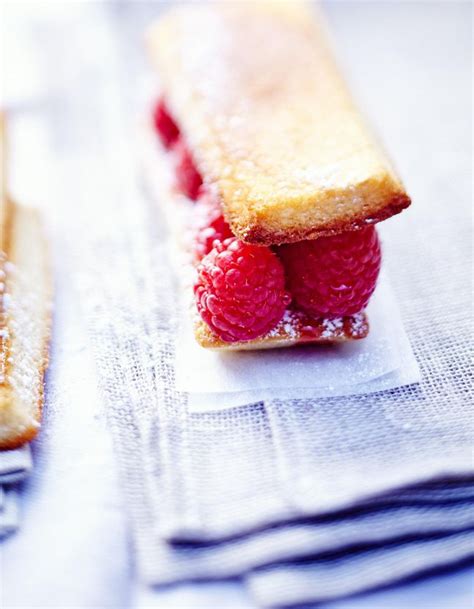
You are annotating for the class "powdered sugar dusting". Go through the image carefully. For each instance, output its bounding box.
[265,308,368,343]
[321,317,344,338]
[351,312,367,336]
[267,309,298,339]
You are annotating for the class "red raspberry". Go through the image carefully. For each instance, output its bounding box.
[193,189,233,261]
[172,140,203,200]
[277,227,381,317]
[152,98,180,149]
[194,238,290,342]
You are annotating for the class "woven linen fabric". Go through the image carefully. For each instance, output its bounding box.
[66,142,473,605]
[61,2,473,606]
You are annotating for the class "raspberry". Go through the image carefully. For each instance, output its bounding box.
[193,189,233,261]
[277,227,381,317]
[194,238,290,342]
[172,140,203,200]
[153,98,180,148]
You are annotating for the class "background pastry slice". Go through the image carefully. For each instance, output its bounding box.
[0,113,51,449]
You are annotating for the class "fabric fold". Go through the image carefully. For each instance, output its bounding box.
[247,531,474,608]
[138,498,474,586]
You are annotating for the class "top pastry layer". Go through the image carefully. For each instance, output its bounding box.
[147,1,410,245]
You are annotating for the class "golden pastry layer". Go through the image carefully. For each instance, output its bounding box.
[147,1,411,246]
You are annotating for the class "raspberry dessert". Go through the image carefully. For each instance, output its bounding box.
[151,97,387,346]
[147,3,411,349]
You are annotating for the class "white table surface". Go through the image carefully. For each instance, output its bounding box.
[1,1,473,607]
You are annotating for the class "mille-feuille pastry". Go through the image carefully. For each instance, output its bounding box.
[145,1,411,351]
[0,112,52,449]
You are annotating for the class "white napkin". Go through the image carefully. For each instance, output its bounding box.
[175,274,420,412]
